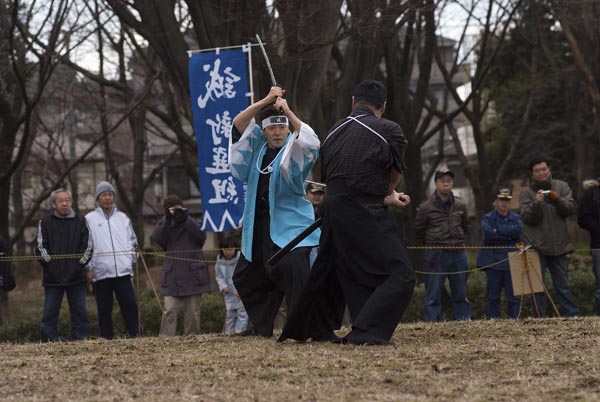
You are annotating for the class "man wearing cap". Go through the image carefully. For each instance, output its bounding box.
[86,181,140,338]
[520,157,579,317]
[35,188,93,341]
[476,186,522,319]
[415,168,470,322]
[280,80,414,345]
[228,86,320,337]
[151,195,211,336]
[304,181,326,217]
[304,181,326,267]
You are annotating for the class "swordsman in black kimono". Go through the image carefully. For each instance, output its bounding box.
[279,80,415,345]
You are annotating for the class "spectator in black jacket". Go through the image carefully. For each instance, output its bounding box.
[0,235,16,327]
[36,189,93,341]
[578,179,600,315]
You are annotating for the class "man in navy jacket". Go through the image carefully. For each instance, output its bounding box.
[476,186,522,319]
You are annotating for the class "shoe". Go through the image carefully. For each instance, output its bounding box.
[236,327,271,337]
[236,328,257,337]
[311,333,344,343]
[343,330,394,346]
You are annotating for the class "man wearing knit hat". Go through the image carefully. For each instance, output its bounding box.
[86,181,140,339]
[151,195,211,336]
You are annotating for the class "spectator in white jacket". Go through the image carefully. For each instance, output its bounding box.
[86,181,140,339]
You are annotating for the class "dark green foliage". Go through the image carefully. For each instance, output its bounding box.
[200,291,226,333]
[140,244,165,268]
[402,257,596,322]
[2,262,596,342]
[0,290,227,343]
[486,1,598,188]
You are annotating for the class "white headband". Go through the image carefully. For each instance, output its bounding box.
[262,116,289,128]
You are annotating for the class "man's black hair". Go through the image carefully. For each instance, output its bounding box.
[528,156,551,172]
[352,80,387,109]
[259,103,283,122]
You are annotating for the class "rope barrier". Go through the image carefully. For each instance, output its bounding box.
[0,249,137,262]
[406,245,517,250]
[1,245,596,278]
[413,256,510,275]
[8,243,579,262]
[0,244,585,320]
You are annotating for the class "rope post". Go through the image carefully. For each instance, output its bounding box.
[134,250,142,336]
[517,243,561,318]
[527,251,561,318]
[137,247,164,315]
[517,243,541,318]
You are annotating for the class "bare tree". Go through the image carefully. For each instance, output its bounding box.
[550,0,600,184]
[61,1,179,245]
[0,0,82,242]
[423,0,522,218]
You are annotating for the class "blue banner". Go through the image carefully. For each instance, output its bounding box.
[189,47,250,232]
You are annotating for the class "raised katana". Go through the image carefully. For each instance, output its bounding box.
[255,34,277,87]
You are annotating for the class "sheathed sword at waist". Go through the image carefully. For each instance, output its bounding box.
[267,218,322,266]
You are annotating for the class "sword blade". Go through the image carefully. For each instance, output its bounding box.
[255,34,277,86]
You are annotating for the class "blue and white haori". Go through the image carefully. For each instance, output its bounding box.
[229,121,320,261]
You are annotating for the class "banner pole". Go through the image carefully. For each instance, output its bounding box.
[187,43,263,56]
[247,42,254,104]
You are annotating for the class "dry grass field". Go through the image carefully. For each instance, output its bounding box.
[2,317,600,401]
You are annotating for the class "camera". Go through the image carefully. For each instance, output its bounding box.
[541,190,551,195]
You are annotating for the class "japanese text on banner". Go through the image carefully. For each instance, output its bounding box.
[189,47,250,232]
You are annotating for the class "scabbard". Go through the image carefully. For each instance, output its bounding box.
[267,218,322,266]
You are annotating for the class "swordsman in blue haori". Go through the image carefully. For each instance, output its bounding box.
[229,86,320,337]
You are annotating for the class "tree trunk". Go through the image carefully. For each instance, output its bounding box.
[0,180,10,242]
[404,140,426,244]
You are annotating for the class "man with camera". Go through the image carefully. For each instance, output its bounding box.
[520,157,580,317]
[151,195,211,336]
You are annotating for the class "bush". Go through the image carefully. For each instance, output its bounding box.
[402,259,597,322]
[0,290,228,343]
[140,244,165,268]
[2,258,596,342]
